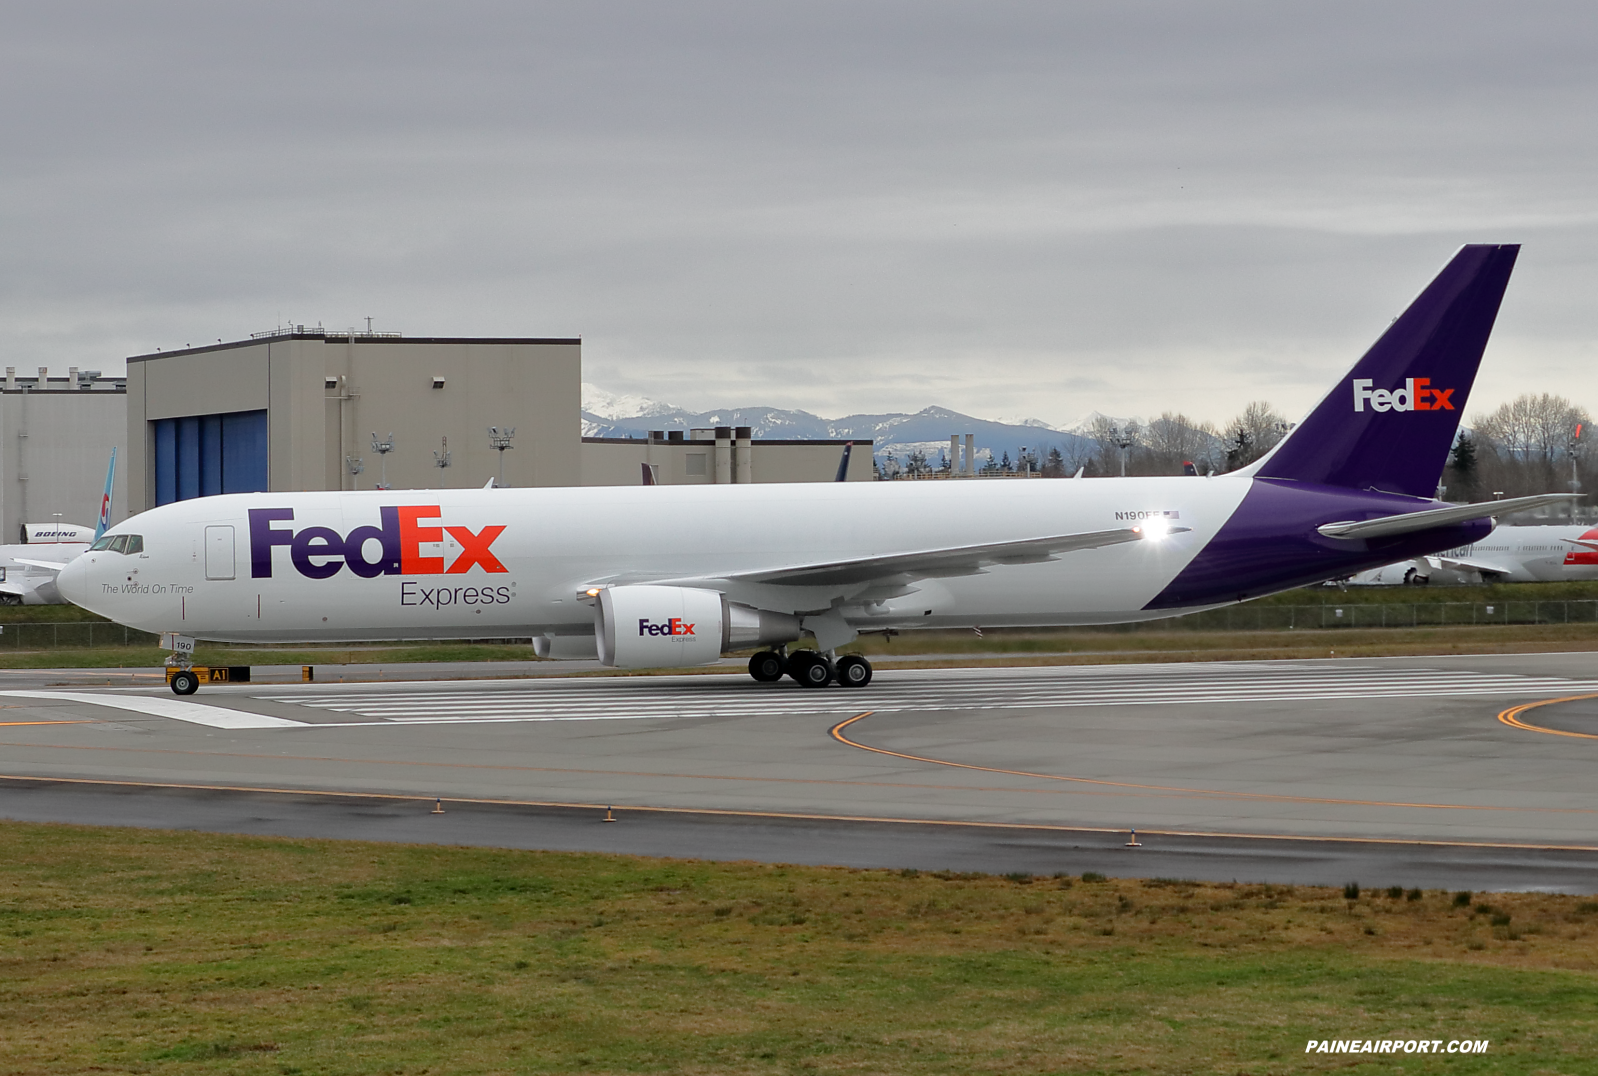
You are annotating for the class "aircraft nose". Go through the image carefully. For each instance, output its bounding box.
[56,553,90,607]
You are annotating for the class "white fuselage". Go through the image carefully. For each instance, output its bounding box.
[1348,524,1598,585]
[59,478,1251,643]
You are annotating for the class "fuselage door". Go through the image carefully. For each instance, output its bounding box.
[205,525,236,581]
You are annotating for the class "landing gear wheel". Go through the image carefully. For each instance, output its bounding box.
[748,651,786,682]
[835,654,872,688]
[797,656,833,688]
[170,670,199,696]
[785,650,818,684]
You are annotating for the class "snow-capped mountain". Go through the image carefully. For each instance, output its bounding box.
[580,386,1096,470]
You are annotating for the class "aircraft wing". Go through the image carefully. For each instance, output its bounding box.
[1560,537,1598,553]
[676,525,1184,588]
[1317,492,1580,540]
[13,558,67,572]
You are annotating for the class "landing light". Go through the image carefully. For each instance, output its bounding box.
[1136,518,1170,540]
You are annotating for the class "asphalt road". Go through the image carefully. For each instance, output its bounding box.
[0,653,1594,891]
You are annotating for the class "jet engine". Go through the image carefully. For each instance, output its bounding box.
[595,585,802,669]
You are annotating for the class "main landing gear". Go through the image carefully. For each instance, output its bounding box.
[747,648,872,688]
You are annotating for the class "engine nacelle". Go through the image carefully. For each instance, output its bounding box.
[595,585,802,669]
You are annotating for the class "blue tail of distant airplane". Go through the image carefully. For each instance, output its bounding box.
[94,448,116,540]
[835,443,853,483]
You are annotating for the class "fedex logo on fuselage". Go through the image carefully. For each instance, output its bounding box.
[1352,378,1455,413]
[639,618,695,637]
[248,506,507,580]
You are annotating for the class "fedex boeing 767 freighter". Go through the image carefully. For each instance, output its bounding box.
[59,245,1573,694]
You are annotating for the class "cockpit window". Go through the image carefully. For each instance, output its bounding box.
[91,534,143,554]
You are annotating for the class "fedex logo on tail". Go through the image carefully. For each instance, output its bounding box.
[639,618,695,637]
[1352,378,1455,413]
[249,506,507,580]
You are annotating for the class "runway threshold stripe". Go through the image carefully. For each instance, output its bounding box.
[827,712,1598,816]
[0,690,304,729]
[1,771,1592,853]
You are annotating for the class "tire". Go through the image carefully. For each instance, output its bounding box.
[797,656,833,688]
[170,670,199,696]
[748,651,786,682]
[836,655,872,688]
[785,650,817,683]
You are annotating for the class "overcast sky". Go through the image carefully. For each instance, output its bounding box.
[3,2,1595,428]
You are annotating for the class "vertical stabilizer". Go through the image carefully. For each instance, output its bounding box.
[95,447,116,540]
[1252,244,1518,497]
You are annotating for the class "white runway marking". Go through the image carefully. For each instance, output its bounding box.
[251,664,1598,727]
[0,690,305,729]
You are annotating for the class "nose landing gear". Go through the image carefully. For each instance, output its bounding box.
[161,633,199,695]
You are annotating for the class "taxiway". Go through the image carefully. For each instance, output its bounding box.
[0,653,1594,890]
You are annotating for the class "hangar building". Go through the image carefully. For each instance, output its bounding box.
[124,329,867,513]
[0,367,128,541]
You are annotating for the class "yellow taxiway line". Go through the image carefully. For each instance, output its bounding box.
[828,711,1598,816]
[1498,693,1598,740]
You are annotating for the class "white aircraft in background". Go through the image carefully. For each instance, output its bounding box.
[0,450,116,604]
[1345,523,1598,584]
[60,246,1578,694]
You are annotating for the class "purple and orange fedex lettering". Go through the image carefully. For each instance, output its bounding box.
[249,507,508,580]
[637,617,695,637]
[397,506,445,575]
[1351,377,1456,413]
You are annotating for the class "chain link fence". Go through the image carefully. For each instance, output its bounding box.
[1161,600,1598,632]
[0,623,161,649]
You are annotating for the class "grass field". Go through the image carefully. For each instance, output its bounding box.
[1,823,1594,1074]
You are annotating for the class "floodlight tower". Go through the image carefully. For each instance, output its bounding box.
[488,426,516,487]
[370,432,395,490]
[1110,426,1136,477]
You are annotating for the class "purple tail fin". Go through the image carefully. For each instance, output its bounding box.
[1253,244,1518,497]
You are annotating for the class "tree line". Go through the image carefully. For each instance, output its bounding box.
[902,393,1594,505]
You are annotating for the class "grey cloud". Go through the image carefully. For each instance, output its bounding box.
[2,1,1596,428]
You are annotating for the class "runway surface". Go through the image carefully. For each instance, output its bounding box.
[1,653,1595,890]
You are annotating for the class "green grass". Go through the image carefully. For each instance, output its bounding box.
[0,823,1593,1073]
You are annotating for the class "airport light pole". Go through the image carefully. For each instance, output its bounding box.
[488,426,516,487]
[371,432,394,490]
[1109,427,1135,477]
[1570,424,1583,494]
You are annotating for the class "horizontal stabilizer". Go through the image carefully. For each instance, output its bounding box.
[1317,493,1580,540]
[1428,555,1511,576]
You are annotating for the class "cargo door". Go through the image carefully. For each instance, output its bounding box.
[204,525,236,580]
